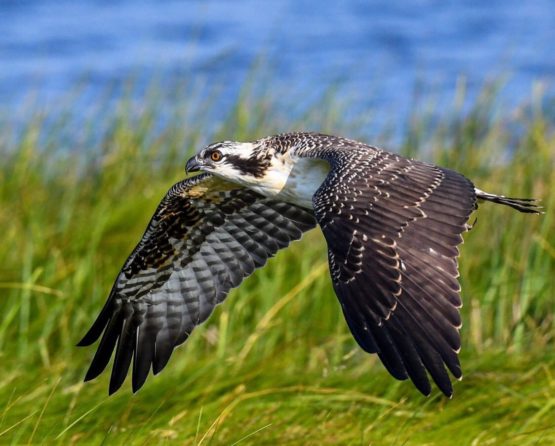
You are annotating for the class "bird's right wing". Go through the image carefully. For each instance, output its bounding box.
[297,141,476,397]
[78,173,316,394]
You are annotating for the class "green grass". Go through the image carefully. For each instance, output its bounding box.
[0,84,554,444]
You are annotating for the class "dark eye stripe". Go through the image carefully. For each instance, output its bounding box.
[226,154,269,178]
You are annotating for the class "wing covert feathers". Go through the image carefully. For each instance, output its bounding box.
[300,142,476,397]
[78,173,316,393]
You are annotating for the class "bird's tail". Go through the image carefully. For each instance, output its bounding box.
[475,188,542,214]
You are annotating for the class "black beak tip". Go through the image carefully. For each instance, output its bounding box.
[185,157,201,174]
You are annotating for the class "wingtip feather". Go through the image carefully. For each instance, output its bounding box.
[81,311,124,383]
[108,313,140,395]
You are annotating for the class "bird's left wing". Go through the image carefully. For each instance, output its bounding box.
[78,173,316,394]
[294,138,476,397]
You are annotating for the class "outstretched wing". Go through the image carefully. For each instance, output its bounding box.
[78,173,316,394]
[296,140,476,397]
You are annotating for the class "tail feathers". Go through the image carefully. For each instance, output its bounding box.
[475,188,543,214]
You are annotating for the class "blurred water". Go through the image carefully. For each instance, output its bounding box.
[1,0,554,126]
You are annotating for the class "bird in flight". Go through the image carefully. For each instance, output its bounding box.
[79,132,541,397]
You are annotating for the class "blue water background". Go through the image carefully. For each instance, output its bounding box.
[1,0,554,132]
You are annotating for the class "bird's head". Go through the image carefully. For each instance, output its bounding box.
[185,133,329,204]
[185,138,282,188]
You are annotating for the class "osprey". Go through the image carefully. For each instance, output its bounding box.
[79,132,541,396]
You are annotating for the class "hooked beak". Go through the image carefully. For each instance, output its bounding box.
[185,156,201,173]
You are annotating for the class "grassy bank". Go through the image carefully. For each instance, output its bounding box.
[0,86,554,444]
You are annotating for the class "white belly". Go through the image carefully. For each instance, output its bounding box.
[275,158,329,208]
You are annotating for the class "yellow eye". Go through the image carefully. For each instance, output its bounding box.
[210,150,223,162]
